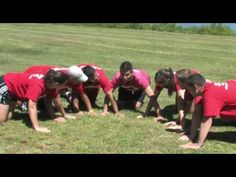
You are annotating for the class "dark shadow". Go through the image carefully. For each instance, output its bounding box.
[207,131,236,143]
[161,104,177,121]
[64,102,103,113]
[212,118,236,127]
[12,111,52,128]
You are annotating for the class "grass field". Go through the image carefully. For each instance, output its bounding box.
[0,23,236,153]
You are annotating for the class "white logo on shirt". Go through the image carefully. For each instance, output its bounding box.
[214,82,228,90]
[29,74,44,80]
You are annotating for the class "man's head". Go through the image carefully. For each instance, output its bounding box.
[120,61,133,82]
[44,69,69,89]
[82,66,97,83]
[185,74,206,97]
[67,65,88,83]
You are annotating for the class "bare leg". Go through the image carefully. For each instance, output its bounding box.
[0,103,10,123]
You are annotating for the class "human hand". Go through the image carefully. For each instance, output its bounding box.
[53,117,67,123]
[179,143,200,150]
[164,121,177,127]
[154,115,166,122]
[75,111,84,118]
[65,114,76,119]
[179,134,191,141]
[88,110,97,116]
[100,111,110,116]
[115,112,125,118]
[35,127,51,133]
[137,113,147,119]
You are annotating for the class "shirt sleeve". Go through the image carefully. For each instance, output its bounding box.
[110,73,120,90]
[203,94,223,117]
[25,85,44,102]
[99,72,112,93]
[137,75,150,89]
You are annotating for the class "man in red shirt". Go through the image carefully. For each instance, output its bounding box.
[24,65,91,120]
[0,69,68,133]
[70,64,123,117]
[179,74,236,149]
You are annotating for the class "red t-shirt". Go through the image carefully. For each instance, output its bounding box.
[24,65,69,98]
[4,73,46,102]
[111,69,150,92]
[77,64,112,94]
[24,65,82,98]
[198,80,236,119]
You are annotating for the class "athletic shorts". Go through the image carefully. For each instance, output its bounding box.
[118,87,146,103]
[73,88,100,107]
[0,75,14,105]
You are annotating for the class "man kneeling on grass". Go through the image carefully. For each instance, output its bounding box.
[0,69,68,133]
[179,74,236,149]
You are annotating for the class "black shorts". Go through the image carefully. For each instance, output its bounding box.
[0,75,14,105]
[118,87,146,103]
[72,88,99,108]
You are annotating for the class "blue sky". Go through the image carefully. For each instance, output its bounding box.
[177,23,236,31]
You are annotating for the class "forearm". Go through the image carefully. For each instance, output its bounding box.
[80,93,93,112]
[103,94,110,112]
[145,95,159,116]
[197,117,213,146]
[189,105,202,139]
[28,100,40,129]
[53,97,66,117]
[107,92,119,114]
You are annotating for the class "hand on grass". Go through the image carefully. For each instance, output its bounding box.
[179,143,200,150]
[88,110,97,116]
[115,112,124,118]
[179,134,191,141]
[64,114,76,119]
[154,115,165,122]
[35,127,51,133]
[100,111,110,116]
[53,117,67,123]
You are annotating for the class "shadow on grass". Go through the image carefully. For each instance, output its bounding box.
[207,131,236,143]
[64,103,103,113]
[12,111,51,128]
[212,118,236,127]
[161,104,177,121]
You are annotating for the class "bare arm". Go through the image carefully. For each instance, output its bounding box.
[189,103,203,140]
[144,86,161,117]
[106,90,122,116]
[80,92,96,115]
[197,116,213,147]
[28,99,50,133]
[52,95,75,119]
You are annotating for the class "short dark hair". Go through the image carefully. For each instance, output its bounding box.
[187,74,206,87]
[120,61,133,73]
[44,69,68,85]
[155,68,175,96]
[82,66,96,81]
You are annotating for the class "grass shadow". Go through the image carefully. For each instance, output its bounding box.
[12,111,51,128]
[207,131,236,143]
[213,118,236,127]
[161,104,178,121]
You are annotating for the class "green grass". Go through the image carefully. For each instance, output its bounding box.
[0,23,236,153]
